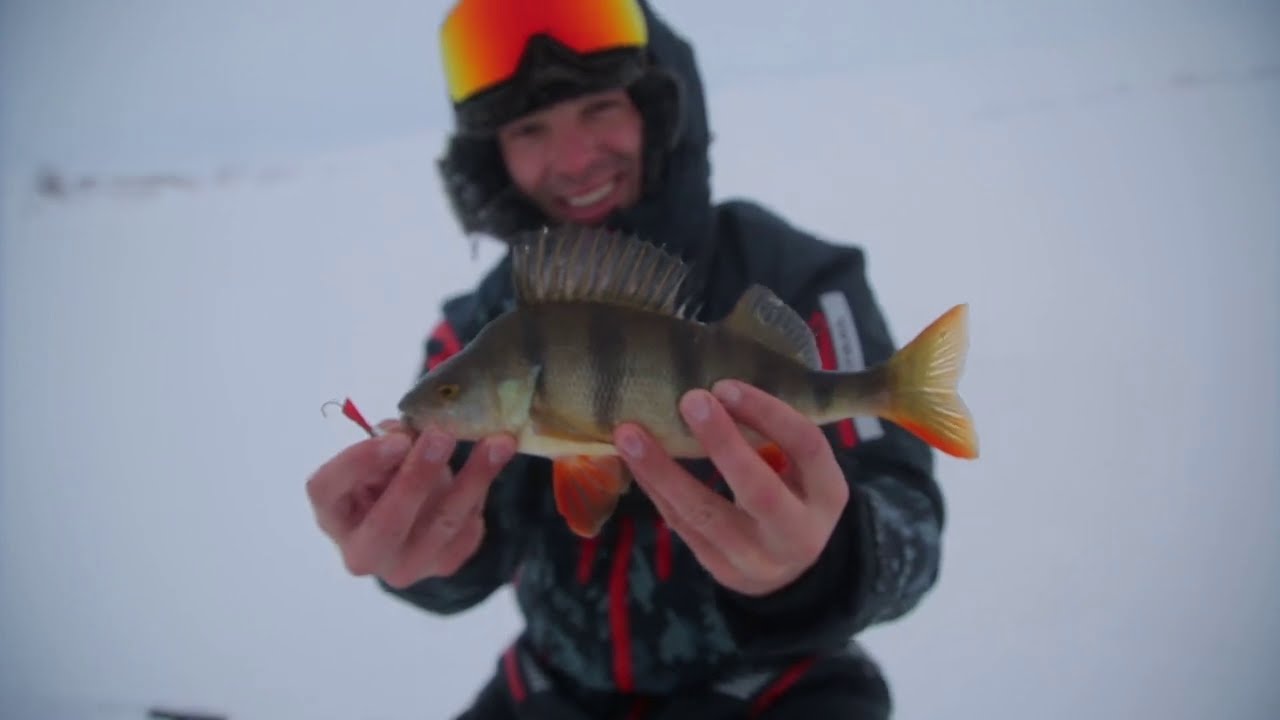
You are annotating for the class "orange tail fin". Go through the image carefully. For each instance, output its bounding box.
[553,455,632,538]
[881,304,980,459]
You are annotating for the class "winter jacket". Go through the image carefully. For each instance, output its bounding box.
[380,0,945,712]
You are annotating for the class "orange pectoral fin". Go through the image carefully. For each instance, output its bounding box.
[553,455,632,538]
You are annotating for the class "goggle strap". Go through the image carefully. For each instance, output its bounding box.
[453,37,648,134]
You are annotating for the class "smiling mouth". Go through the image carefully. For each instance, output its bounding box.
[565,180,615,208]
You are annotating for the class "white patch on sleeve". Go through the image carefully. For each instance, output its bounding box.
[818,291,884,441]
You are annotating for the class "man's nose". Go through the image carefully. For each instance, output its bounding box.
[548,126,597,177]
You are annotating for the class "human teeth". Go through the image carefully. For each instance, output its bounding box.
[567,182,614,207]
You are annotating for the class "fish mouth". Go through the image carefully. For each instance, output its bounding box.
[397,411,465,439]
[397,412,423,434]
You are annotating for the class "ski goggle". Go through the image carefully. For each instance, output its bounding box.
[440,0,649,104]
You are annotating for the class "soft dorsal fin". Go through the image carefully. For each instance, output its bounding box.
[509,225,696,318]
[721,284,822,369]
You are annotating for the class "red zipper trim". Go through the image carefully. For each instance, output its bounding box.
[653,516,672,581]
[609,515,636,692]
[749,655,817,717]
[576,536,598,584]
[502,644,527,703]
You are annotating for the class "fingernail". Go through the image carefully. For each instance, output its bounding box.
[683,391,711,424]
[714,380,742,407]
[619,428,644,459]
[424,431,452,462]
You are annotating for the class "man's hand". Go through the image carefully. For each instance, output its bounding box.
[614,380,850,597]
[305,420,516,589]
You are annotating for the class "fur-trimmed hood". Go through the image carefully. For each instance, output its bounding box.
[435,1,716,289]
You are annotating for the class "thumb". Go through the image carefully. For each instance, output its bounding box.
[376,417,405,434]
[368,430,413,471]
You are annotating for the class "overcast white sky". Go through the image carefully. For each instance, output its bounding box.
[3,0,1275,173]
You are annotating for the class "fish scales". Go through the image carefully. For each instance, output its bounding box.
[517,301,825,457]
[527,303,701,451]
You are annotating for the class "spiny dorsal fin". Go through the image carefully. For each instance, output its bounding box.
[721,284,822,369]
[509,225,696,317]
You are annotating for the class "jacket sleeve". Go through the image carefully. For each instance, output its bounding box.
[377,315,538,615]
[713,250,948,656]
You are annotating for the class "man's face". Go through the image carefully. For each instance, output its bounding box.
[496,88,644,225]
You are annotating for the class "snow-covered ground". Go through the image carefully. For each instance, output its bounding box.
[2,1,1277,718]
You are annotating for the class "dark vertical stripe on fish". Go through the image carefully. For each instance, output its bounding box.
[588,307,626,431]
[811,369,839,415]
[670,319,704,395]
[750,345,783,399]
[520,309,547,397]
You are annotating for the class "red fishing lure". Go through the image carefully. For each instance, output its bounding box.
[321,397,384,438]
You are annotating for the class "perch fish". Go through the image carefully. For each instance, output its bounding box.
[397,226,979,537]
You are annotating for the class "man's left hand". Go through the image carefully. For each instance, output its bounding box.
[614,379,850,597]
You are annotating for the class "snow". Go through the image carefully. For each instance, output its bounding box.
[3,1,1278,718]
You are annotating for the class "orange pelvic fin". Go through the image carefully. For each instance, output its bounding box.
[756,442,790,475]
[552,455,632,538]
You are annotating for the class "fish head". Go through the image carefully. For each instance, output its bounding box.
[396,356,535,441]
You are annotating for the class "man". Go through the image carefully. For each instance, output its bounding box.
[305,1,947,717]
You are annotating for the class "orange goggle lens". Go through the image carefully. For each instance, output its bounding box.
[440,0,648,103]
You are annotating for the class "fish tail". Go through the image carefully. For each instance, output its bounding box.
[876,303,979,459]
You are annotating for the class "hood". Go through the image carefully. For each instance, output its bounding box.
[436,1,718,300]
[605,1,717,297]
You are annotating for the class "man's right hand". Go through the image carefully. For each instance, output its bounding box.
[305,420,517,589]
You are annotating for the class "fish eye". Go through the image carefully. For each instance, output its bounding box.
[438,383,460,400]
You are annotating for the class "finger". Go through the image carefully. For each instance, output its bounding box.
[376,418,408,435]
[307,432,410,510]
[342,429,456,576]
[418,435,515,550]
[381,511,484,588]
[712,380,847,509]
[307,432,412,537]
[644,475,742,583]
[678,389,807,528]
[386,508,481,586]
[432,513,487,578]
[615,423,757,554]
[394,434,516,579]
[453,434,516,507]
